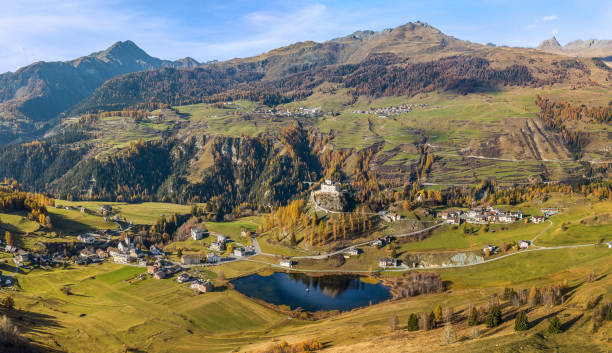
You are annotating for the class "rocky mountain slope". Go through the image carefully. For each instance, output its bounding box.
[0,40,198,143]
[537,36,612,64]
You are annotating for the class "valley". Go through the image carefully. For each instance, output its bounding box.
[0,18,609,353]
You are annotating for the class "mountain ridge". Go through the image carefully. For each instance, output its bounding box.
[0,40,198,143]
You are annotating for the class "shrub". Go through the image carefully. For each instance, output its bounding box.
[407,313,419,331]
[485,305,502,328]
[514,310,528,331]
[0,315,31,353]
[0,296,14,310]
[547,316,562,334]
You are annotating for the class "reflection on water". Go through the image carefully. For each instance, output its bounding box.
[231,272,391,312]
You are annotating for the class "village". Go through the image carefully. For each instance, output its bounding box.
[250,106,324,118]
[352,103,432,117]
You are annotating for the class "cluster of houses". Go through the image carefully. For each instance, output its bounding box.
[483,239,531,255]
[371,235,394,248]
[380,211,403,222]
[438,207,524,224]
[107,237,149,265]
[147,258,182,279]
[353,103,429,117]
[209,234,228,252]
[250,106,323,118]
[439,207,561,225]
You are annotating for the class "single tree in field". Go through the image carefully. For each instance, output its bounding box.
[419,312,434,331]
[514,310,528,331]
[441,324,456,344]
[486,305,502,328]
[547,316,562,334]
[528,286,538,307]
[407,313,419,331]
[468,306,479,326]
[434,304,443,322]
[444,306,454,324]
[470,326,479,339]
[389,314,399,331]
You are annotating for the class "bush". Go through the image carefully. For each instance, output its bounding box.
[0,296,14,310]
[547,316,562,334]
[514,310,528,331]
[407,313,419,331]
[486,305,502,328]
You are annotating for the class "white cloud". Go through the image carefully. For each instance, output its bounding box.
[542,15,558,21]
[524,24,537,29]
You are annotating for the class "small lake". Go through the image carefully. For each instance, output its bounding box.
[231,272,392,312]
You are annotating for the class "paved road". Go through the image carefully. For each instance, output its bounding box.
[530,219,554,245]
[291,222,444,260]
[243,242,602,274]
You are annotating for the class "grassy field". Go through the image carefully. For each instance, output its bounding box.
[0,212,40,234]
[57,200,194,225]
[47,207,117,234]
[6,242,610,353]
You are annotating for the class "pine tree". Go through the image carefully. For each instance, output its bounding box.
[5,231,12,246]
[407,313,419,331]
[514,310,528,331]
[486,305,502,328]
[468,306,479,326]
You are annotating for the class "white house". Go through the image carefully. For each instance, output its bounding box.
[206,253,221,263]
[191,228,208,240]
[233,248,247,257]
[518,240,531,249]
[280,259,293,268]
[531,215,546,224]
[217,235,228,244]
[378,258,398,268]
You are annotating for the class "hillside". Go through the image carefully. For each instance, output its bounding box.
[0,21,609,213]
[0,40,198,144]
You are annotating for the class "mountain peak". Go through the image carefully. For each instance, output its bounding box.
[537,36,562,50]
[96,40,151,60]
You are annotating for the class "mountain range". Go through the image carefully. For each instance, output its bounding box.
[0,22,610,145]
[537,36,612,63]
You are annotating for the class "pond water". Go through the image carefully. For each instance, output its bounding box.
[231,272,392,312]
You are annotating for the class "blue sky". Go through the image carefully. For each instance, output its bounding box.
[1,0,611,73]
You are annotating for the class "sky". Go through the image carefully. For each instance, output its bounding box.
[0,0,611,73]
